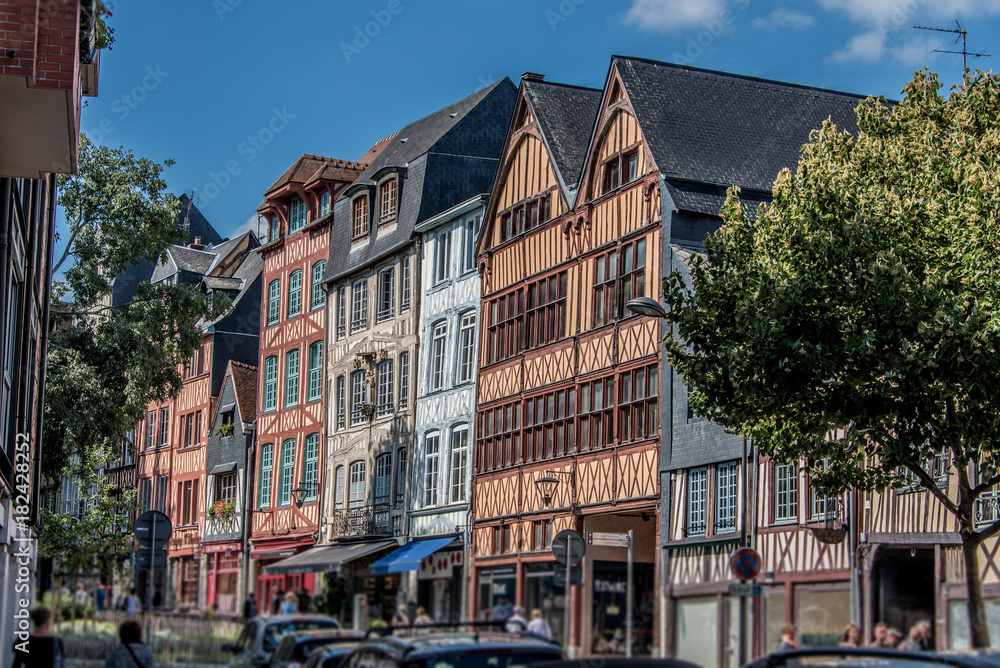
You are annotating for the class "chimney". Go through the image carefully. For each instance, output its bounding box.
[521,72,545,82]
[189,236,205,251]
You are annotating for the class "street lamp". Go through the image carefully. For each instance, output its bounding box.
[534,470,575,507]
[291,483,317,509]
[625,297,668,319]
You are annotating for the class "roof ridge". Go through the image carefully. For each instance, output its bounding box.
[526,79,602,94]
[229,360,257,371]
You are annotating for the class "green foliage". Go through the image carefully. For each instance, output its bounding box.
[662,68,1000,646]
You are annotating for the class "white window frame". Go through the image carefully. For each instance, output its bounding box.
[424,432,440,507]
[716,463,738,534]
[351,370,366,426]
[377,267,395,322]
[687,468,707,537]
[464,216,478,272]
[457,312,476,384]
[333,465,345,510]
[349,461,366,508]
[351,278,368,332]
[775,463,799,523]
[336,375,346,430]
[375,454,392,505]
[398,351,409,410]
[430,321,447,391]
[337,285,347,340]
[450,425,469,503]
[376,360,394,417]
[435,230,451,284]
[400,255,411,312]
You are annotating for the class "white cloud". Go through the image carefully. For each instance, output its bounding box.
[751,8,815,30]
[226,213,263,243]
[892,34,945,67]
[828,30,886,63]
[623,0,728,32]
[818,0,1000,25]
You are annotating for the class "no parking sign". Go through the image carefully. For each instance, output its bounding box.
[730,546,761,581]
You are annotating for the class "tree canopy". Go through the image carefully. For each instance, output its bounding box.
[661,69,1000,646]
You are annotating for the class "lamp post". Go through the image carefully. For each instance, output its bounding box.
[534,470,576,652]
[625,297,668,319]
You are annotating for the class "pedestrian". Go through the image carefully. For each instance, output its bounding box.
[778,624,798,651]
[900,625,923,651]
[297,588,312,613]
[393,604,410,626]
[280,591,298,615]
[243,593,257,620]
[505,606,527,633]
[12,607,65,668]
[74,582,87,605]
[917,619,933,650]
[413,606,433,633]
[526,608,552,640]
[886,628,904,648]
[124,588,142,615]
[151,589,162,609]
[869,622,890,648]
[103,620,155,668]
[839,623,861,648]
[272,590,284,615]
[96,585,107,615]
[490,597,512,624]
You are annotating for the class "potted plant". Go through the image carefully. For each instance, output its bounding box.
[214,423,234,438]
[209,500,235,520]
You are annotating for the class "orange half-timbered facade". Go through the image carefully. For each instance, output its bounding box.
[474,67,662,656]
[250,155,367,604]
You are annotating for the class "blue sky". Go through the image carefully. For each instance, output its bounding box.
[76,0,998,242]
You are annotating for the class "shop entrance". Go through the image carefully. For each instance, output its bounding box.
[477,566,517,621]
[872,546,935,647]
[591,560,655,655]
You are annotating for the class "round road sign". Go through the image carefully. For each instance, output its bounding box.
[551,529,586,565]
[134,510,172,549]
[730,547,761,581]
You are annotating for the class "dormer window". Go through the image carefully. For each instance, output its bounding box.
[289,195,307,233]
[320,191,330,217]
[352,197,370,239]
[379,179,397,223]
[269,217,280,243]
[498,194,550,243]
[601,148,641,196]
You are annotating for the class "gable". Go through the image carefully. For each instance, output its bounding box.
[583,107,654,203]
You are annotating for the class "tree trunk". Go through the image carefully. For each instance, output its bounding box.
[961,531,991,648]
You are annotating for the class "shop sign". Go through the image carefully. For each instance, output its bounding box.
[593,577,626,593]
[418,550,463,580]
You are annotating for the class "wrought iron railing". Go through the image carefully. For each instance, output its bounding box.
[329,504,392,538]
[204,514,240,537]
[976,495,1000,527]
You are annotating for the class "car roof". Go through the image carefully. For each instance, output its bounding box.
[260,615,340,625]
[280,628,364,641]
[315,641,362,654]
[361,631,563,657]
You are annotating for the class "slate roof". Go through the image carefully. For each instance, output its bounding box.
[202,276,243,291]
[522,80,603,199]
[168,245,216,274]
[612,56,865,199]
[201,233,263,328]
[326,78,516,283]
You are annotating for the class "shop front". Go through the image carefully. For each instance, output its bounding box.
[204,544,242,615]
[476,566,517,621]
[372,536,465,623]
[525,562,566,645]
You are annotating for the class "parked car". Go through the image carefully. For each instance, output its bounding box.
[302,641,364,668]
[744,647,999,668]
[340,624,563,668]
[270,628,364,668]
[224,615,342,668]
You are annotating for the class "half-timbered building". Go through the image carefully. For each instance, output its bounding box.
[136,230,262,609]
[303,80,515,623]
[248,155,368,605]
[474,66,665,655]
[202,360,256,615]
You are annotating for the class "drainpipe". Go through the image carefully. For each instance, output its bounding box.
[242,422,256,601]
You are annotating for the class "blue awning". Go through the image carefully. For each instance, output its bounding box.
[370,536,456,574]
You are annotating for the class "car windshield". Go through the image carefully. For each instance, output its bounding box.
[419,650,562,668]
[264,620,340,652]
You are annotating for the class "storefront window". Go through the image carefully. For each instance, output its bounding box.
[675,596,717,668]
[762,588,786,654]
[592,560,655,655]
[525,563,565,646]
[477,567,517,621]
[796,585,850,648]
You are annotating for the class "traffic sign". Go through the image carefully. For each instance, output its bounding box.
[134,510,172,549]
[728,583,762,597]
[553,563,583,588]
[551,529,586,565]
[587,531,630,547]
[135,549,168,571]
[730,547,762,581]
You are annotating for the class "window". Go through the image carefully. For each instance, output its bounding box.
[145,411,156,449]
[157,474,168,512]
[398,352,409,410]
[717,463,738,534]
[500,524,511,553]
[352,197,369,239]
[285,349,299,408]
[425,432,440,506]
[337,286,347,340]
[140,478,151,514]
[289,195,307,233]
[619,363,658,443]
[899,452,950,492]
[625,150,639,183]
[351,279,367,332]
[269,217,280,242]
[434,231,451,284]
[263,356,277,412]
[349,461,366,508]
[533,520,552,550]
[336,376,346,430]
[216,472,237,503]
[457,312,476,384]
[184,412,195,446]
[620,238,646,308]
[400,255,411,312]
[267,280,280,325]
[259,443,273,508]
[451,425,469,503]
[158,407,169,446]
[603,159,620,194]
[194,410,202,445]
[485,290,523,365]
[687,468,707,537]
[430,321,447,391]
[525,272,567,350]
[351,371,366,425]
[302,433,318,502]
[278,439,295,507]
[379,179,397,221]
[287,269,302,318]
[592,249,618,328]
[333,466,345,510]
[395,449,406,505]
[579,377,614,451]
[464,217,478,272]
[476,402,521,473]
[774,463,798,523]
[375,454,391,505]
[524,387,575,461]
[976,468,1000,528]
[377,267,394,322]
[320,190,330,217]
[307,341,323,402]
[311,261,326,310]
[178,480,199,526]
[376,360,394,417]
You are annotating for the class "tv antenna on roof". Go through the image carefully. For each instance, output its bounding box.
[182,190,199,230]
[914,20,990,73]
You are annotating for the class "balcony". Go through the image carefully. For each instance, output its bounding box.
[204,514,241,537]
[329,504,392,539]
[976,495,1000,528]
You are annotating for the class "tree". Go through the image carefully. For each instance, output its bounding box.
[661,70,1000,648]
[43,134,227,537]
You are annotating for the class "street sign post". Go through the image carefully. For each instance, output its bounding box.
[586,531,630,547]
[553,563,583,587]
[135,549,168,570]
[551,529,586,564]
[134,510,172,549]
[728,583,763,597]
[730,547,762,581]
